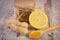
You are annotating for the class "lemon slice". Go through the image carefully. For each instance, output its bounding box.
[29,10,48,29]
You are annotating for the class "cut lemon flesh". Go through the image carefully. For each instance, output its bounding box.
[29,10,48,29]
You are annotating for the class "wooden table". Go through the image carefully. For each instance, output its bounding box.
[0,0,60,40]
[35,0,60,40]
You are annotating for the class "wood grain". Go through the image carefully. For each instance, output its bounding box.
[0,0,60,40]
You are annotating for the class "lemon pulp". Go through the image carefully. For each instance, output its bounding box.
[29,10,48,29]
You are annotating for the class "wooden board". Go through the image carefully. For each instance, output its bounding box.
[35,0,60,40]
[0,0,60,40]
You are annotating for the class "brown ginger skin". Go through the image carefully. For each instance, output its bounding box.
[6,19,28,35]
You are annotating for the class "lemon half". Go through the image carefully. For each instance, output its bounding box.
[29,10,48,29]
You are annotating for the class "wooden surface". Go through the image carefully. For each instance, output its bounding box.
[0,0,60,40]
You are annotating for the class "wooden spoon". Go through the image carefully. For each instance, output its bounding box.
[29,25,60,38]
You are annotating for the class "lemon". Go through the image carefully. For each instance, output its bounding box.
[29,10,48,29]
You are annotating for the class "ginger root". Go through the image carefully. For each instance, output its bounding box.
[6,19,28,35]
